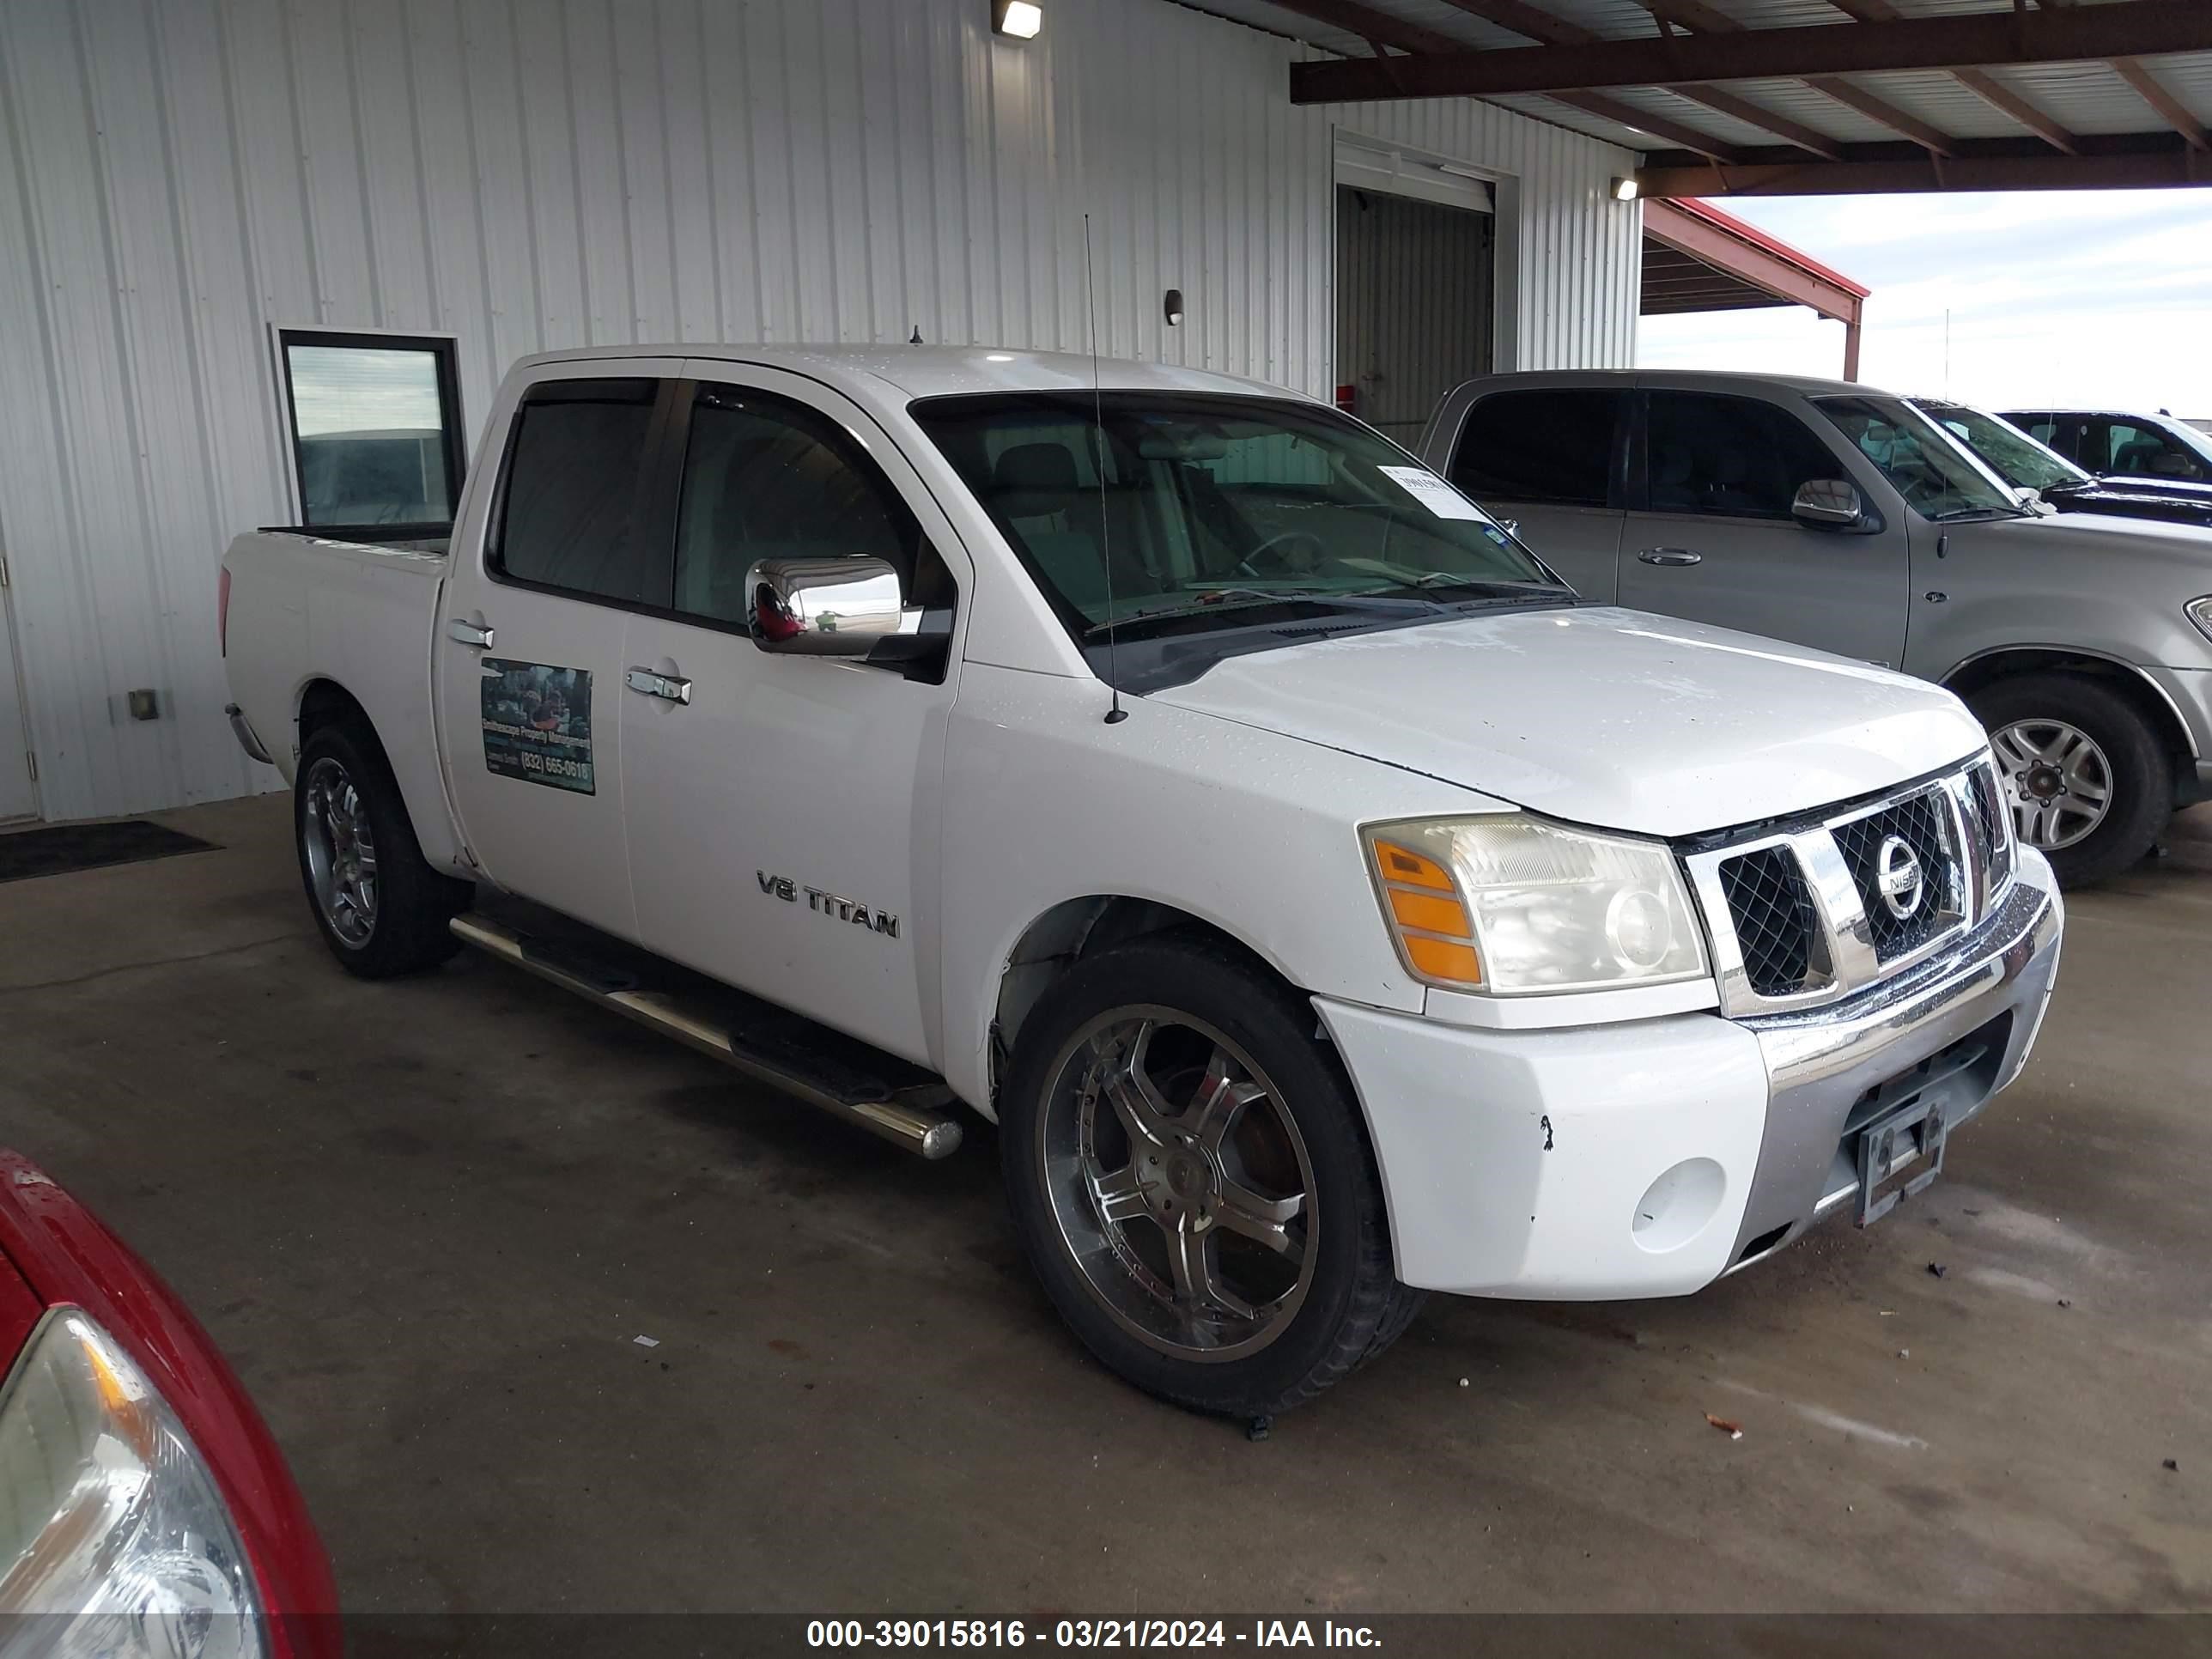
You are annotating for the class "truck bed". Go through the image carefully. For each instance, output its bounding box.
[222,526,465,872]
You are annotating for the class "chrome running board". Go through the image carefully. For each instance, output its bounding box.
[450,910,963,1160]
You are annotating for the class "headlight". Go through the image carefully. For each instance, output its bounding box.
[1364,814,1708,995]
[2188,595,2212,647]
[0,1310,263,1657]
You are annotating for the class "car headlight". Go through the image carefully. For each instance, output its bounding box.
[1364,814,1708,995]
[0,1309,264,1657]
[2189,595,2212,647]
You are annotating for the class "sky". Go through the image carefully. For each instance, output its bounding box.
[1635,189,2212,418]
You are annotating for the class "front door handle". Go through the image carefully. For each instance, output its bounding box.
[624,667,692,705]
[1637,547,1703,567]
[447,618,495,648]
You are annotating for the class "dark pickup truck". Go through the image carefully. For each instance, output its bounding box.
[1916,399,2212,532]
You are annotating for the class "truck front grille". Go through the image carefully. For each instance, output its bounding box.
[1717,847,1818,998]
[1684,756,2017,1018]
[1966,761,2014,893]
[1832,788,1958,962]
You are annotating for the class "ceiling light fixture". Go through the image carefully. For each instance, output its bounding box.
[994,1,1042,40]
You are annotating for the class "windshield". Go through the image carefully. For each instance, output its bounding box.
[1814,394,2023,520]
[1915,402,2089,495]
[911,392,1567,644]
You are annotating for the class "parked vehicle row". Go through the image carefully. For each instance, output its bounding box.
[2004,406,2212,485]
[1912,398,2212,533]
[1420,372,2212,885]
[224,344,2063,1419]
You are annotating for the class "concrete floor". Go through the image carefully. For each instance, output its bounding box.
[2,795,2208,1614]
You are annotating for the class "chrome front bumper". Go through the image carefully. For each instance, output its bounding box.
[1724,848,2063,1271]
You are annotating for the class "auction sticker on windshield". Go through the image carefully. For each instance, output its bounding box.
[480,659,595,794]
[1376,464,1486,521]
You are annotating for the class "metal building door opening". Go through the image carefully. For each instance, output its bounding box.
[1333,141,1495,447]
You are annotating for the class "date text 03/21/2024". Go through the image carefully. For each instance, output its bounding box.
[805,1621,1382,1650]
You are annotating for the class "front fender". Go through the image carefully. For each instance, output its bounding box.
[934,665,1501,1114]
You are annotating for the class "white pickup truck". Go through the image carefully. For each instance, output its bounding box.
[223,345,2063,1418]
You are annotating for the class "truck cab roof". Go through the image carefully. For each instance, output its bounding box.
[506,343,1298,405]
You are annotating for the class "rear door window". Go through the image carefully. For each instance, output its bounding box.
[1449,389,1624,508]
[1645,392,1840,520]
[490,379,668,607]
[2103,420,2204,479]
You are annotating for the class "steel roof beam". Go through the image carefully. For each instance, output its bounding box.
[1290,2,2212,103]
[1438,2,1846,160]
[1632,3,1953,161]
[1823,0,2081,154]
[1639,144,2212,197]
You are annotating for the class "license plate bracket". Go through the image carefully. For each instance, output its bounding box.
[1854,1092,1950,1227]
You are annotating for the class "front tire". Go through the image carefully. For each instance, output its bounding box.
[295,720,469,978]
[1966,672,2170,887]
[1000,935,1421,1417]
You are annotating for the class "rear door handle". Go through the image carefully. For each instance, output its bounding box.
[624,667,692,705]
[447,618,495,648]
[1637,548,1703,567]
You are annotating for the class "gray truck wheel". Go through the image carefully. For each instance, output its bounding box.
[999,934,1421,1417]
[1968,672,2170,888]
[295,720,470,978]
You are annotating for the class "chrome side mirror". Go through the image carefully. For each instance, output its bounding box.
[1791,478,1864,529]
[746,556,917,656]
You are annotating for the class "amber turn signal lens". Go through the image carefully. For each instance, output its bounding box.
[1388,886,1471,938]
[1365,831,1483,988]
[1374,841,1455,891]
[1404,936,1482,982]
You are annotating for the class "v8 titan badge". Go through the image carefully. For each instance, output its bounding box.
[480,659,595,794]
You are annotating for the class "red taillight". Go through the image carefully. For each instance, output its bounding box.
[218,566,231,658]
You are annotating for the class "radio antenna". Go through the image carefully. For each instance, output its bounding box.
[1084,212,1127,726]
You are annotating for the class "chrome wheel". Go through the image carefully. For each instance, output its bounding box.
[1038,1009,1316,1362]
[1991,718,2113,852]
[301,756,379,947]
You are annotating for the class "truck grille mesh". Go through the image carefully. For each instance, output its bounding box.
[1832,791,1956,962]
[1717,847,1818,998]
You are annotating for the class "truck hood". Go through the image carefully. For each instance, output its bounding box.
[1148,605,1985,838]
[1981,506,2212,566]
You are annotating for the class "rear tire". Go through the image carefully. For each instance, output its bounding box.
[1966,672,2169,888]
[1000,934,1422,1417]
[295,720,470,978]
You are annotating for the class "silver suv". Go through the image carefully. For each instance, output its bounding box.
[1419,371,2212,885]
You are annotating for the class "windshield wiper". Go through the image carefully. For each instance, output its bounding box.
[1931,504,2029,523]
[1081,589,1437,639]
[1368,572,1573,600]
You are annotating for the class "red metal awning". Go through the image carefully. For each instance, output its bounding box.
[1642,198,1871,378]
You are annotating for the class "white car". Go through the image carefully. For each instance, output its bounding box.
[222,346,2063,1417]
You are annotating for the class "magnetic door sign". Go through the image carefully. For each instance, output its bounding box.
[479,659,595,794]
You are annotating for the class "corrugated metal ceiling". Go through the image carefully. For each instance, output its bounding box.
[1177,0,2212,162]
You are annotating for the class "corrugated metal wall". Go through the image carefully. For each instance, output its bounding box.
[0,0,1641,820]
[1335,185,1494,441]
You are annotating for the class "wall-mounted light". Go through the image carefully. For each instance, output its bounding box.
[1612,176,1641,202]
[993,1,1042,40]
[1164,289,1184,328]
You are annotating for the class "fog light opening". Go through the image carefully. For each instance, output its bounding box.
[1632,1158,1725,1255]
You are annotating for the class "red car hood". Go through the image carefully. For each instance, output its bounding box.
[0,1237,40,1370]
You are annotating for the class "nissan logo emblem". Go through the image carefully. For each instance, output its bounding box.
[1876,835,1925,921]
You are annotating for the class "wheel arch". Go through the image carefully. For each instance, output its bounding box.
[1942,646,2197,772]
[988,895,1307,1120]
[291,675,468,873]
